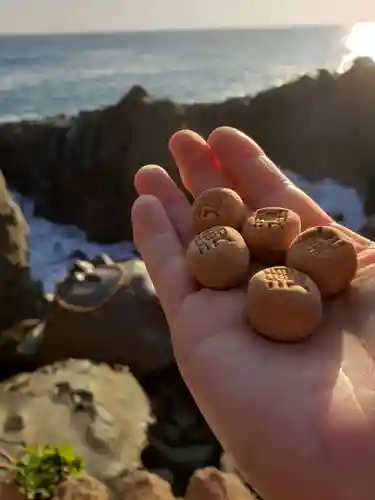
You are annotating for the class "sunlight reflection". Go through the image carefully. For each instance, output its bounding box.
[339,22,375,73]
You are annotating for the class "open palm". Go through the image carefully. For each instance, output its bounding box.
[132,127,375,500]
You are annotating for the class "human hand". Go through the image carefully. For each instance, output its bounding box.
[131,127,375,500]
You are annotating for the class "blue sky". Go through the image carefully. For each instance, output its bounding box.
[0,0,373,34]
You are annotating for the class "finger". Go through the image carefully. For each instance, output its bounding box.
[131,194,195,322]
[134,164,193,247]
[208,127,332,229]
[357,249,375,269]
[169,129,230,198]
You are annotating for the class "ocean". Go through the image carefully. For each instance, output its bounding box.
[0,25,355,122]
[0,25,370,291]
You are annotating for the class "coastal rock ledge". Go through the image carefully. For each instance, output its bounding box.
[1,58,375,243]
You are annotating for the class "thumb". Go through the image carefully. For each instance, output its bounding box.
[131,194,194,323]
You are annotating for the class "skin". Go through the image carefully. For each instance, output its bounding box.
[131,126,375,500]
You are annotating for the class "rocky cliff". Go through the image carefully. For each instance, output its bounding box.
[1,57,375,243]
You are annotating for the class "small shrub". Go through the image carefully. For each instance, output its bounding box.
[0,444,84,499]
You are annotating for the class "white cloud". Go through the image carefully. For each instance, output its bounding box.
[0,0,373,34]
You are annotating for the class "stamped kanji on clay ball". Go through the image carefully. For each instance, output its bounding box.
[286,225,357,297]
[192,187,247,234]
[247,266,323,341]
[186,226,250,290]
[241,207,301,265]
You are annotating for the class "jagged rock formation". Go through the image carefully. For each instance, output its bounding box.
[0,59,374,242]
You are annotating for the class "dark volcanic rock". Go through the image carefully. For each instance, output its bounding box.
[0,319,46,378]
[0,117,70,198]
[1,59,375,242]
[141,367,220,497]
[37,258,174,378]
[0,359,152,484]
[1,88,184,243]
[359,215,375,240]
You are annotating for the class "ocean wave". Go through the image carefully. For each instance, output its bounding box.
[0,55,39,66]
[0,112,44,123]
[11,191,137,294]
[285,171,366,232]
[0,59,197,96]
[0,71,50,92]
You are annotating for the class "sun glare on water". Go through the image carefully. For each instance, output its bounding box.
[339,22,375,72]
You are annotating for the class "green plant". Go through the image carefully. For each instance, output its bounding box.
[0,444,84,499]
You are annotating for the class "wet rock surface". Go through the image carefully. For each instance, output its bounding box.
[0,359,152,484]
[37,257,174,378]
[0,59,374,242]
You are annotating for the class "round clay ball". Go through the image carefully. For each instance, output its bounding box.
[286,225,357,297]
[186,226,250,290]
[192,187,247,234]
[241,207,301,265]
[247,266,323,341]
